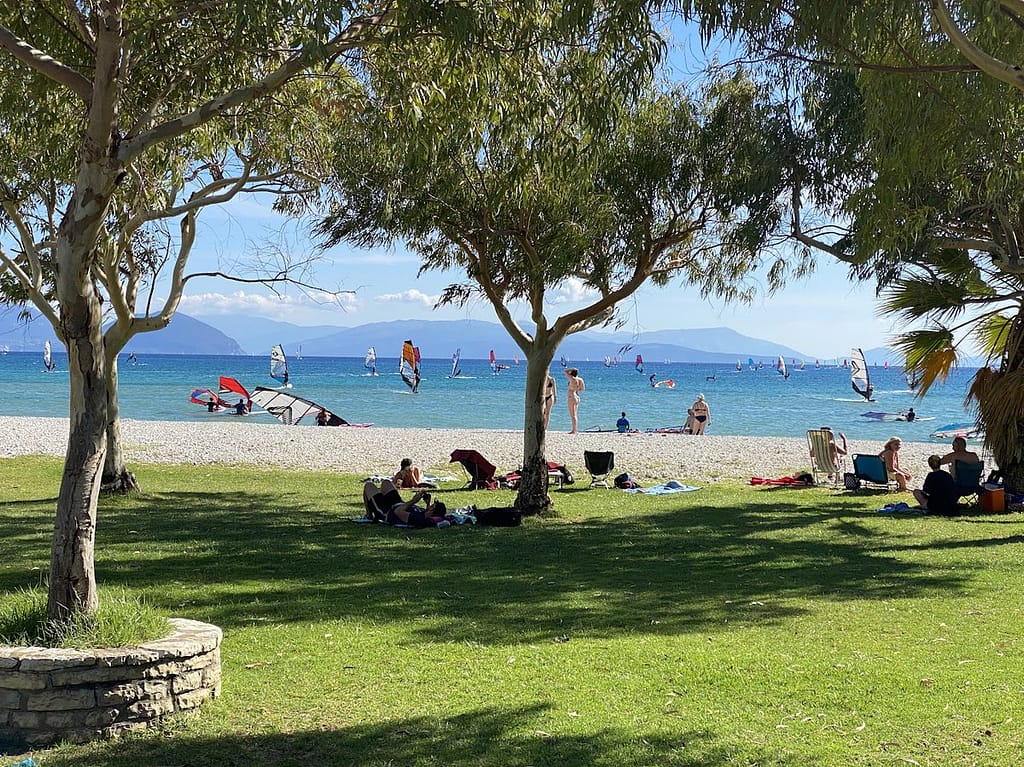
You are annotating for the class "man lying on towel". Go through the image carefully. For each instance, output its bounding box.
[363,479,447,527]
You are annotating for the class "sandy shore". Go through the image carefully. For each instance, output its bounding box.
[0,417,952,484]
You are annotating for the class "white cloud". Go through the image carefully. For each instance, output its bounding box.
[376,289,440,308]
[179,290,360,319]
[549,277,599,305]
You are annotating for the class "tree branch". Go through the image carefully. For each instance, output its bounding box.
[932,0,1024,92]
[0,23,93,103]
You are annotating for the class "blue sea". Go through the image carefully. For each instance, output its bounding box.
[0,351,978,441]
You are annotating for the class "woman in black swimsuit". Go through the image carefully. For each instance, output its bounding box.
[543,370,557,429]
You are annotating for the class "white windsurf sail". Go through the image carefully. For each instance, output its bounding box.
[850,347,873,401]
[777,354,788,379]
[449,348,462,378]
[270,344,289,385]
[250,386,349,426]
[43,340,55,372]
[364,346,377,375]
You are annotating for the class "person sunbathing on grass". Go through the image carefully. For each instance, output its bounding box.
[362,479,446,527]
[392,458,438,489]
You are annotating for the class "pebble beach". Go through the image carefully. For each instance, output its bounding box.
[1,417,950,484]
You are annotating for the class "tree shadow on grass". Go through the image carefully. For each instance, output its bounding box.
[12,483,973,646]
[34,704,790,767]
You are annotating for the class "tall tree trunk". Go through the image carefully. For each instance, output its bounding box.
[48,274,107,623]
[102,354,140,493]
[515,346,557,515]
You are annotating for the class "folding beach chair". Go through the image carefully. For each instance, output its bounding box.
[806,429,844,486]
[851,454,894,491]
[449,449,498,490]
[584,450,615,488]
[953,460,985,503]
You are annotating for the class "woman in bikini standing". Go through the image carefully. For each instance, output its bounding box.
[690,393,710,435]
[543,369,557,429]
[565,367,585,433]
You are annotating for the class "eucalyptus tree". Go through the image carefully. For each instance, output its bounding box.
[0,0,392,624]
[319,26,802,513]
[681,1,1024,490]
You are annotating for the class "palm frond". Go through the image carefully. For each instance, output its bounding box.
[878,278,969,323]
[969,367,1024,465]
[890,328,957,397]
[972,314,1015,361]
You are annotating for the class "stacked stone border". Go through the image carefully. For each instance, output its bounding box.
[0,618,221,748]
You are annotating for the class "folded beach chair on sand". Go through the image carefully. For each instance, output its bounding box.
[449,449,498,490]
[584,450,615,488]
[807,429,844,486]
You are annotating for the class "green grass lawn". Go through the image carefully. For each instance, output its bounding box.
[2,456,1023,766]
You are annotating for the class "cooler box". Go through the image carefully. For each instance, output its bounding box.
[981,485,1005,513]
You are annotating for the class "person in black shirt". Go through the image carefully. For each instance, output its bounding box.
[913,455,958,515]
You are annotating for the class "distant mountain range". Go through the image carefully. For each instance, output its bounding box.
[0,310,908,364]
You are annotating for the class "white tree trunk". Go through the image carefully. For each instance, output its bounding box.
[102,354,139,493]
[516,345,559,514]
[48,265,107,622]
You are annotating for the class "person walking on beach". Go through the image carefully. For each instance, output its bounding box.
[544,369,557,429]
[879,436,912,491]
[690,393,710,435]
[565,367,585,433]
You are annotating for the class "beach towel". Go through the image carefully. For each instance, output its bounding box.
[876,501,923,514]
[624,480,701,495]
[749,476,813,487]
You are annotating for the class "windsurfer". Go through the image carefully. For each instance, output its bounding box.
[316,408,329,426]
[905,407,916,422]
[649,374,656,387]
[207,400,218,413]
[544,369,557,429]
[234,399,248,416]
[565,368,585,433]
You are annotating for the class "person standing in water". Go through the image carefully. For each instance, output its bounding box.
[690,393,710,435]
[565,367,585,433]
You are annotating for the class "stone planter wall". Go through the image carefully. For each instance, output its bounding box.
[0,618,221,748]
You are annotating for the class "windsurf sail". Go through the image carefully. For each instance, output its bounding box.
[850,347,874,401]
[906,371,919,391]
[513,354,520,366]
[128,352,138,366]
[635,354,644,374]
[777,354,788,379]
[653,379,676,389]
[400,340,420,391]
[249,386,351,426]
[270,344,289,385]
[43,340,55,372]
[1,344,8,355]
[736,359,742,372]
[364,346,377,375]
[218,376,252,408]
[190,388,231,410]
[449,348,462,378]
[560,355,567,367]
[748,357,755,370]
[490,349,509,374]
[603,356,611,368]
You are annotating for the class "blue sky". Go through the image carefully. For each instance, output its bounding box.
[175,21,897,361]
[178,196,894,361]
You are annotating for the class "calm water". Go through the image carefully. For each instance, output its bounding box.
[0,351,978,441]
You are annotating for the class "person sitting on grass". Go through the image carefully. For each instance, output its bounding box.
[912,455,958,515]
[393,458,438,489]
[362,479,446,527]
